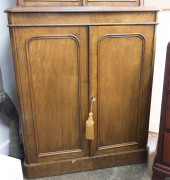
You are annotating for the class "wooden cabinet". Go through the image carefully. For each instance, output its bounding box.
[6,4,158,179]
[152,43,170,180]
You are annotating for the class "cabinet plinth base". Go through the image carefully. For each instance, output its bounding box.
[152,162,170,180]
[24,147,148,179]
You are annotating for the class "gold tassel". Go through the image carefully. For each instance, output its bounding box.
[85,112,94,140]
[85,97,96,140]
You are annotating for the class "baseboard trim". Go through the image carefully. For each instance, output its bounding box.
[153,162,170,177]
[24,147,148,179]
[0,139,10,155]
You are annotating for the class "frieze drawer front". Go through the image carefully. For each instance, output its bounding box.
[6,6,158,179]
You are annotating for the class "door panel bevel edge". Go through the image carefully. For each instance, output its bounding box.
[25,34,82,158]
[96,32,146,151]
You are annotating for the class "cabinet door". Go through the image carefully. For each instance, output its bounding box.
[89,25,155,156]
[14,27,89,163]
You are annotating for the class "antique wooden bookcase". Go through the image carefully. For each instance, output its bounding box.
[6,0,158,178]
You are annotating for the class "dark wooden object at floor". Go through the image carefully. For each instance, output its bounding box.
[6,0,158,178]
[152,43,170,180]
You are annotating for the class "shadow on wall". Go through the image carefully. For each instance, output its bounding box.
[0,0,19,111]
[0,113,10,129]
[0,68,18,120]
[0,0,19,155]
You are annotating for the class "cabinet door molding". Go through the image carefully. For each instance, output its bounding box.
[89,25,155,156]
[15,27,89,162]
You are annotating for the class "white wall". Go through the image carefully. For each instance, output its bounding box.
[0,0,18,155]
[149,11,170,132]
[144,0,170,9]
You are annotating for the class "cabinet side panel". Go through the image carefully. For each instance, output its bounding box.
[9,27,30,163]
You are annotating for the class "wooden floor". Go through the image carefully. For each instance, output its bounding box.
[23,132,165,180]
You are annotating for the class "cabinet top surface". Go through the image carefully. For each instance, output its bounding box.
[6,6,159,13]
